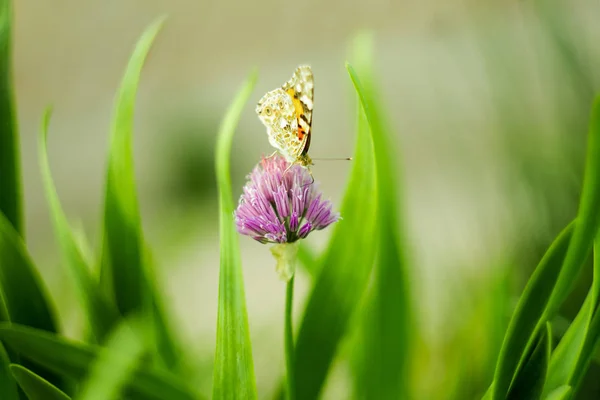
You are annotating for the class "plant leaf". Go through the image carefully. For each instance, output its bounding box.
[39,107,119,342]
[292,34,377,400]
[0,343,18,399]
[99,16,165,317]
[545,95,600,324]
[493,95,600,400]
[544,296,589,394]
[212,70,258,400]
[142,245,183,372]
[0,210,61,388]
[545,385,571,400]
[543,285,594,397]
[0,212,57,331]
[96,16,182,372]
[77,315,148,400]
[564,239,600,395]
[0,0,23,237]
[0,323,199,400]
[506,323,551,400]
[347,57,413,398]
[491,222,573,400]
[10,364,70,400]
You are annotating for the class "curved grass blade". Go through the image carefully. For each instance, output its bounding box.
[542,238,600,398]
[143,245,183,372]
[0,210,61,387]
[212,70,258,400]
[542,291,591,397]
[0,211,57,331]
[545,386,571,400]
[506,323,551,400]
[545,95,600,323]
[0,323,199,400]
[99,16,166,317]
[568,308,600,394]
[10,364,70,400]
[97,16,182,371]
[0,0,23,237]
[493,95,600,400]
[491,222,573,400]
[292,34,377,400]
[39,107,119,342]
[347,59,413,398]
[77,316,148,400]
[0,343,18,399]
[566,241,600,395]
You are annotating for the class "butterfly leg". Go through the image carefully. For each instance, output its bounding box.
[296,167,314,187]
[283,162,294,176]
[307,169,314,186]
[265,151,278,160]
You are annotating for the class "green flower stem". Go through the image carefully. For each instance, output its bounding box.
[285,275,295,400]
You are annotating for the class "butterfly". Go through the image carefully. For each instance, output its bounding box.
[256,65,314,170]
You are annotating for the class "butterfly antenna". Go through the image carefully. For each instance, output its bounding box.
[301,169,314,187]
[311,157,353,161]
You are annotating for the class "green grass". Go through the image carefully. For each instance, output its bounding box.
[2,3,600,400]
[291,34,377,400]
[9,365,70,400]
[0,0,22,237]
[346,55,412,399]
[212,69,258,399]
[0,323,197,400]
[39,107,119,343]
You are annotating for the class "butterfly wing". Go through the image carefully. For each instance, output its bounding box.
[281,65,314,158]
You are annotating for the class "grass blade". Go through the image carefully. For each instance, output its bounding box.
[99,16,165,317]
[491,222,573,400]
[347,58,413,398]
[0,343,18,399]
[212,70,258,400]
[10,365,70,400]
[0,211,57,331]
[542,291,591,397]
[0,210,61,387]
[542,234,600,397]
[545,95,600,323]
[0,323,198,400]
[292,34,377,400]
[97,16,182,372]
[0,0,23,237]
[506,323,551,400]
[143,245,183,372]
[562,239,600,395]
[78,316,148,400]
[39,107,119,342]
[493,95,600,400]
[545,385,572,400]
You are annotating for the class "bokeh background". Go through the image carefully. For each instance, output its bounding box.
[12,0,600,398]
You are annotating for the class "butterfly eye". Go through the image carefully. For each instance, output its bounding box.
[264,107,272,116]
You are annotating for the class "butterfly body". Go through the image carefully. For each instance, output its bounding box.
[256,65,314,168]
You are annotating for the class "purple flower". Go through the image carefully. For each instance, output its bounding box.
[235,155,340,244]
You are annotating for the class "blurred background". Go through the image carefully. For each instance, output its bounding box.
[12,0,600,398]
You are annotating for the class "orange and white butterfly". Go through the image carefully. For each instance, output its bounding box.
[256,65,314,169]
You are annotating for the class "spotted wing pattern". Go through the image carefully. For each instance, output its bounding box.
[256,65,314,165]
[281,66,313,157]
